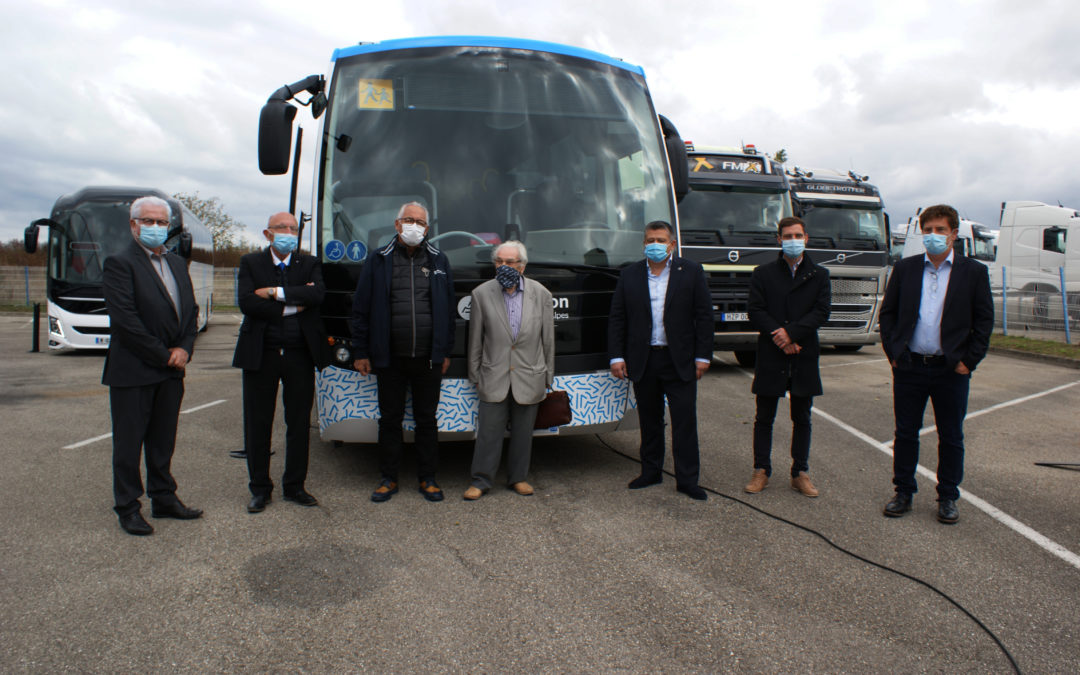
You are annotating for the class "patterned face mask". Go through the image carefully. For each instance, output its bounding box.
[496,263,521,289]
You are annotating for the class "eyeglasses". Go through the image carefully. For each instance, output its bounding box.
[494,258,521,265]
[269,225,299,234]
[134,217,169,227]
[397,216,427,228]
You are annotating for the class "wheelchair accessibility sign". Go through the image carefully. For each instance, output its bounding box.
[325,240,345,261]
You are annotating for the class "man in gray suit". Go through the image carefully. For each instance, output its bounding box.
[464,241,555,499]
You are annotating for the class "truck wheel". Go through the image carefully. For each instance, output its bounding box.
[734,350,756,368]
[835,345,862,353]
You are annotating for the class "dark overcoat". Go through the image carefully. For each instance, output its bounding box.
[747,253,831,397]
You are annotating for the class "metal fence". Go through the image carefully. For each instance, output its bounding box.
[0,266,243,308]
[995,265,1076,344]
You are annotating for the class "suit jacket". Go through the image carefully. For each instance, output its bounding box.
[468,277,555,405]
[748,254,831,397]
[102,239,198,387]
[608,256,714,382]
[880,253,994,372]
[232,248,331,371]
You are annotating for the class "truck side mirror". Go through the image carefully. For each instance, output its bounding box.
[658,115,689,203]
[258,100,298,175]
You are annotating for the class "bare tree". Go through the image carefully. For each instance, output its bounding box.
[173,192,245,250]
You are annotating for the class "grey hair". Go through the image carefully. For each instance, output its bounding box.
[396,201,429,221]
[131,196,172,220]
[492,240,528,265]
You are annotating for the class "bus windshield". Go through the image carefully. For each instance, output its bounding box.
[678,188,791,245]
[318,46,675,272]
[47,201,137,286]
[802,206,888,251]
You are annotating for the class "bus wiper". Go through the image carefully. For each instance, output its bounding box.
[525,261,621,278]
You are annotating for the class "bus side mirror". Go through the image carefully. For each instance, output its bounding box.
[258,100,298,175]
[177,231,193,259]
[658,115,689,203]
[25,218,57,254]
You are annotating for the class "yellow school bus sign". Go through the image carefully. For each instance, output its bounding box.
[358,79,394,109]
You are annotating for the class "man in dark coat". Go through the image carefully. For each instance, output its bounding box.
[233,212,331,514]
[879,204,993,524]
[102,195,202,536]
[608,221,715,500]
[745,216,831,497]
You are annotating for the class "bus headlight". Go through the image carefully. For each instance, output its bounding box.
[334,345,351,364]
[49,316,62,337]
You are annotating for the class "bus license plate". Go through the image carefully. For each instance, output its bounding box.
[95,337,110,345]
[721,312,748,322]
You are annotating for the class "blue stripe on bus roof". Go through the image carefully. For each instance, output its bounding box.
[331,36,643,75]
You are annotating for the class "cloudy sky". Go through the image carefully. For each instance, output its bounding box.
[4,0,1079,246]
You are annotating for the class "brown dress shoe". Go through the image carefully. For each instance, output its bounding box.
[791,472,819,497]
[510,481,534,496]
[744,469,768,494]
[463,486,486,500]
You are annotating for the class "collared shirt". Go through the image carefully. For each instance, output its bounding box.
[137,241,180,316]
[503,276,525,341]
[647,257,672,346]
[270,251,298,317]
[909,250,954,355]
[787,255,803,278]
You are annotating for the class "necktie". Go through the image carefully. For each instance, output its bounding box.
[277,262,287,287]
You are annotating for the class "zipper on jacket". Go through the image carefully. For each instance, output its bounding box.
[410,255,417,357]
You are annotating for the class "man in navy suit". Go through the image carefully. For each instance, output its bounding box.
[102,196,202,535]
[879,204,993,524]
[608,221,715,500]
[233,212,330,514]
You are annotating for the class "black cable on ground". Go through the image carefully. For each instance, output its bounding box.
[1033,462,1080,472]
[595,434,1022,675]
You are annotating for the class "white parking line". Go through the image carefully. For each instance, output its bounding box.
[820,357,889,369]
[62,399,227,449]
[734,364,1080,570]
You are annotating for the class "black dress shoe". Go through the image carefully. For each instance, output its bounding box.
[628,474,663,489]
[883,492,913,517]
[247,494,271,513]
[284,490,318,507]
[677,484,708,501]
[119,511,153,536]
[937,499,959,524]
[151,500,203,520]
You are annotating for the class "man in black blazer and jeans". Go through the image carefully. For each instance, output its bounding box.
[103,196,202,535]
[880,204,993,524]
[609,221,715,500]
[234,212,330,513]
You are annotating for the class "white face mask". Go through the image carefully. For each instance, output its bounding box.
[399,223,426,246]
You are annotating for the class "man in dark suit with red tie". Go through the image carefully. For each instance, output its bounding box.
[880,204,994,524]
[103,195,203,536]
[608,221,715,500]
[233,212,330,514]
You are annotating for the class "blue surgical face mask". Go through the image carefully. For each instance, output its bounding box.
[781,239,805,259]
[923,233,949,255]
[138,224,168,249]
[644,242,671,263]
[272,233,298,255]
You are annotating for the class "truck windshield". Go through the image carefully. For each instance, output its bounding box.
[802,206,887,251]
[318,47,675,272]
[677,188,790,245]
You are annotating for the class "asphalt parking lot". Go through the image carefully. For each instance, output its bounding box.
[1,312,1077,673]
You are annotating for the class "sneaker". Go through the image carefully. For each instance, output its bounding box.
[418,479,444,502]
[790,472,819,498]
[745,469,768,494]
[371,478,398,503]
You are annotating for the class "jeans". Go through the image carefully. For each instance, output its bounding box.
[752,394,813,478]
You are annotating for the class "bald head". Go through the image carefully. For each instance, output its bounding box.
[268,212,298,231]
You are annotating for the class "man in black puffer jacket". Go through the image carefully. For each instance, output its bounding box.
[350,202,456,503]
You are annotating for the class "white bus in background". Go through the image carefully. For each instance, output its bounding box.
[992,200,1080,324]
[24,187,215,350]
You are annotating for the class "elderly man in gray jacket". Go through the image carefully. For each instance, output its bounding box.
[465,241,555,500]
